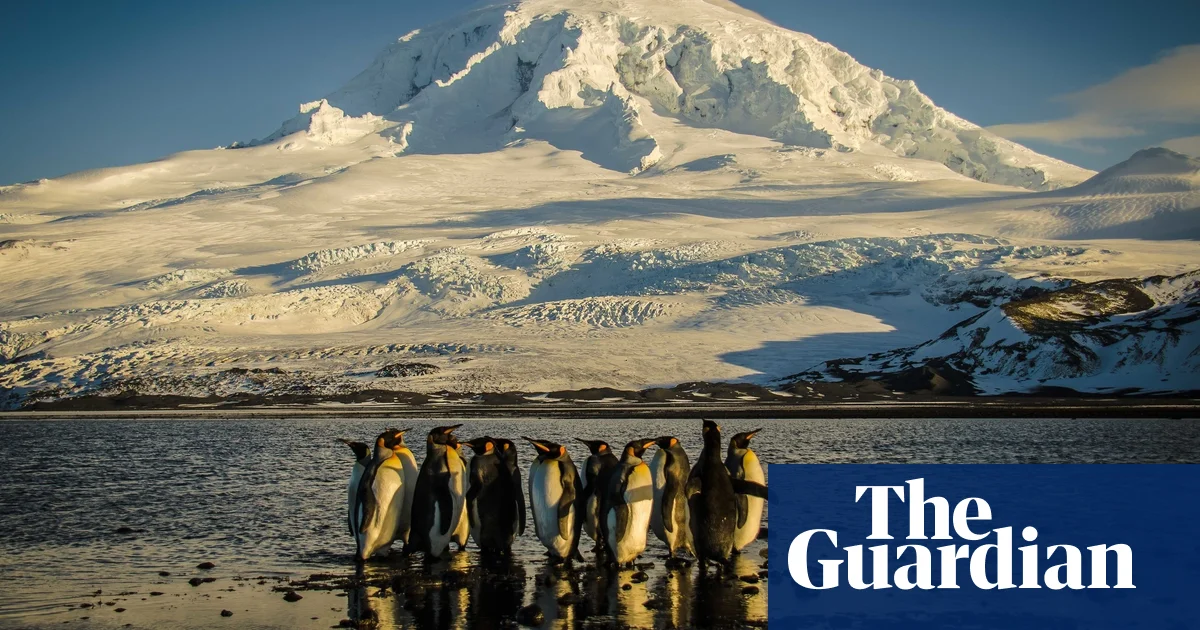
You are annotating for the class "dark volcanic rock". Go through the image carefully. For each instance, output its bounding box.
[115,527,134,535]
[375,362,440,378]
[197,562,215,570]
[741,586,760,595]
[630,571,649,583]
[547,387,638,401]
[282,591,303,602]
[188,578,205,587]
[220,610,233,617]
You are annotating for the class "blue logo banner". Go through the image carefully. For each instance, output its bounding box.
[767,465,1200,629]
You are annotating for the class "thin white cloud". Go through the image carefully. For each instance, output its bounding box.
[989,115,1141,143]
[1162,135,1200,157]
[988,45,1200,144]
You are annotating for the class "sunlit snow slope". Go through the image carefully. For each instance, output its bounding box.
[1,0,1196,407]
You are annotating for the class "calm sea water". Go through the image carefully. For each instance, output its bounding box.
[0,417,1197,629]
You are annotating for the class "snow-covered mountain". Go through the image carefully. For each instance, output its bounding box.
[0,0,1196,409]
[801,271,1200,395]
[983,147,1200,240]
[1066,148,1200,196]
[261,0,1090,189]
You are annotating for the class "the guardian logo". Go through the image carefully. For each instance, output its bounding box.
[788,478,1135,591]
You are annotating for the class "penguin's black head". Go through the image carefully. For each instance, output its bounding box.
[338,438,370,461]
[576,439,611,456]
[427,424,463,445]
[623,438,656,459]
[495,438,518,465]
[378,428,410,451]
[702,420,722,447]
[729,428,761,450]
[653,436,680,451]
[465,436,497,455]
[523,437,566,461]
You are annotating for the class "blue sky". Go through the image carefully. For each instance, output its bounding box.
[1,0,1197,185]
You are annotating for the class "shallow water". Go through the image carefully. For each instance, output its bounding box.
[0,417,1197,629]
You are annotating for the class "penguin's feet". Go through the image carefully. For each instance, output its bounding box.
[664,556,691,569]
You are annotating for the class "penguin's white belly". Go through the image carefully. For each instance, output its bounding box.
[732,452,765,551]
[429,450,467,556]
[608,465,653,564]
[530,460,573,559]
[360,463,405,559]
[396,448,419,544]
[648,451,668,542]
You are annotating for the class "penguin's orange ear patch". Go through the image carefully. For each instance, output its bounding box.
[557,445,566,458]
[485,442,494,454]
[669,437,678,447]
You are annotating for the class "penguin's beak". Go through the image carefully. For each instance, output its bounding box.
[522,436,550,453]
[746,428,762,441]
[434,424,463,435]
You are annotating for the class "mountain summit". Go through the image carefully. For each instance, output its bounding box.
[267,0,1090,190]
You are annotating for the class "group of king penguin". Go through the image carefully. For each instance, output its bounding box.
[340,421,767,571]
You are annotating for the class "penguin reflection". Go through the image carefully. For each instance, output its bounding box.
[650,565,695,630]
[468,555,526,630]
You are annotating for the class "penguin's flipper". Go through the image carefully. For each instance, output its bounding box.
[356,469,380,534]
[736,494,749,529]
[685,476,702,499]
[613,503,630,548]
[731,479,769,500]
[513,467,526,536]
[557,460,577,536]
[613,466,635,543]
[435,472,455,536]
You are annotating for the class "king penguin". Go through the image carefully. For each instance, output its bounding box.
[687,421,767,571]
[338,439,371,539]
[576,439,618,550]
[523,437,583,563]
[603,438,656,567]
[650,435,694,558]
[464,436,520,555]
[725,428,765,552]
[496,438,526,538]
[351,428,413,560]
[409,425,467,559]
